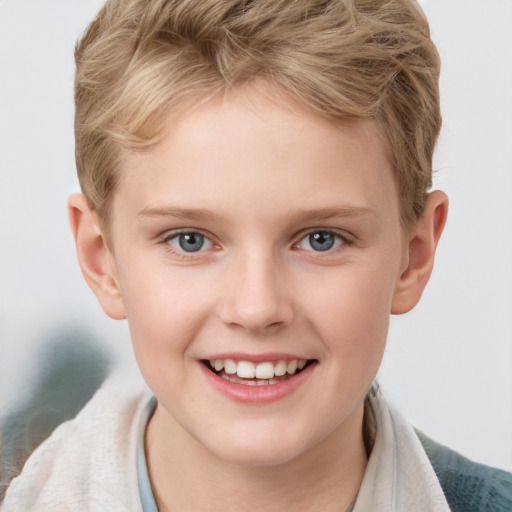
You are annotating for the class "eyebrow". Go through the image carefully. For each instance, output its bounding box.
[138,205,376,223]
[138,207,218,222]
[290,206,377,223]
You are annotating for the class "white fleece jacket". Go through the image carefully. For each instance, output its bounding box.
[2,369,450,512]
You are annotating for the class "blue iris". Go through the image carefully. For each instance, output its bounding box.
[309,232,335,251]
[178,233,205,252]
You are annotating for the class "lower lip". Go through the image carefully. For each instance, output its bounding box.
[198,361,316,404]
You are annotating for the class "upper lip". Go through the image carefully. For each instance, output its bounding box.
[201,352,314,363]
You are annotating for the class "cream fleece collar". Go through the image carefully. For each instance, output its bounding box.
[2,370,450,511]
[353,391,451,512]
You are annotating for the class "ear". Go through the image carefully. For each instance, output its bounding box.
[68,193,126,320]
[391,190,449,314]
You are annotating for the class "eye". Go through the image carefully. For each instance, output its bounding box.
[296,230,346,252]
[167,232,213,253]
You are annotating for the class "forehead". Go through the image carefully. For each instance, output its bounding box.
[113,85,399,228]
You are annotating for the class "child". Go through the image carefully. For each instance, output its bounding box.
[3,0,511,510]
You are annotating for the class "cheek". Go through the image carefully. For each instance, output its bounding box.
[299,259,397,360]
[116,261,213,362]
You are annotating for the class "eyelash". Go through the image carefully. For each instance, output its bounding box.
[293,229,351,253]
[161,230,216,259]
[160,228,351,258]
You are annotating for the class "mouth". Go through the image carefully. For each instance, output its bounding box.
[201,357,315,386]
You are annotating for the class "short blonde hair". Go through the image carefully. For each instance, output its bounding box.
[75,0,441,231]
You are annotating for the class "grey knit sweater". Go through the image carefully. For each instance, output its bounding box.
[417,431,512,512]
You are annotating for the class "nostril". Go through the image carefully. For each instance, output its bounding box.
[218,277,294,333]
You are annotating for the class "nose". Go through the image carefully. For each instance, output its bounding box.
[218,251,294,334]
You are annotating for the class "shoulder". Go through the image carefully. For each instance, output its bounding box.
[416,430,512,512]
[2,367,152,512]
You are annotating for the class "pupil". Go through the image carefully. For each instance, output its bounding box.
[179,233,204,252]
[309,232,334,251]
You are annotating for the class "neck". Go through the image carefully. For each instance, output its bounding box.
[145,404,367,512]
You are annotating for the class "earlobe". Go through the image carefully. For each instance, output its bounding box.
[391,190,449,315]
[68,193,126,320]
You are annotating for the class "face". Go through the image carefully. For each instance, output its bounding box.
[107,86,407,466]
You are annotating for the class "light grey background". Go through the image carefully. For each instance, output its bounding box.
[1,0,511,471]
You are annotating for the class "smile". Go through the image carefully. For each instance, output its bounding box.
[199,356,317,403]
[204,358,311,386]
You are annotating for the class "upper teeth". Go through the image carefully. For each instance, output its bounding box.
[209,359,307,379]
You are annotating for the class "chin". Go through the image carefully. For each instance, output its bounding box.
[199,426,311,468]
[211,444,301,468]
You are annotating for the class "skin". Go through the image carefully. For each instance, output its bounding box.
[69,84,448,512]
